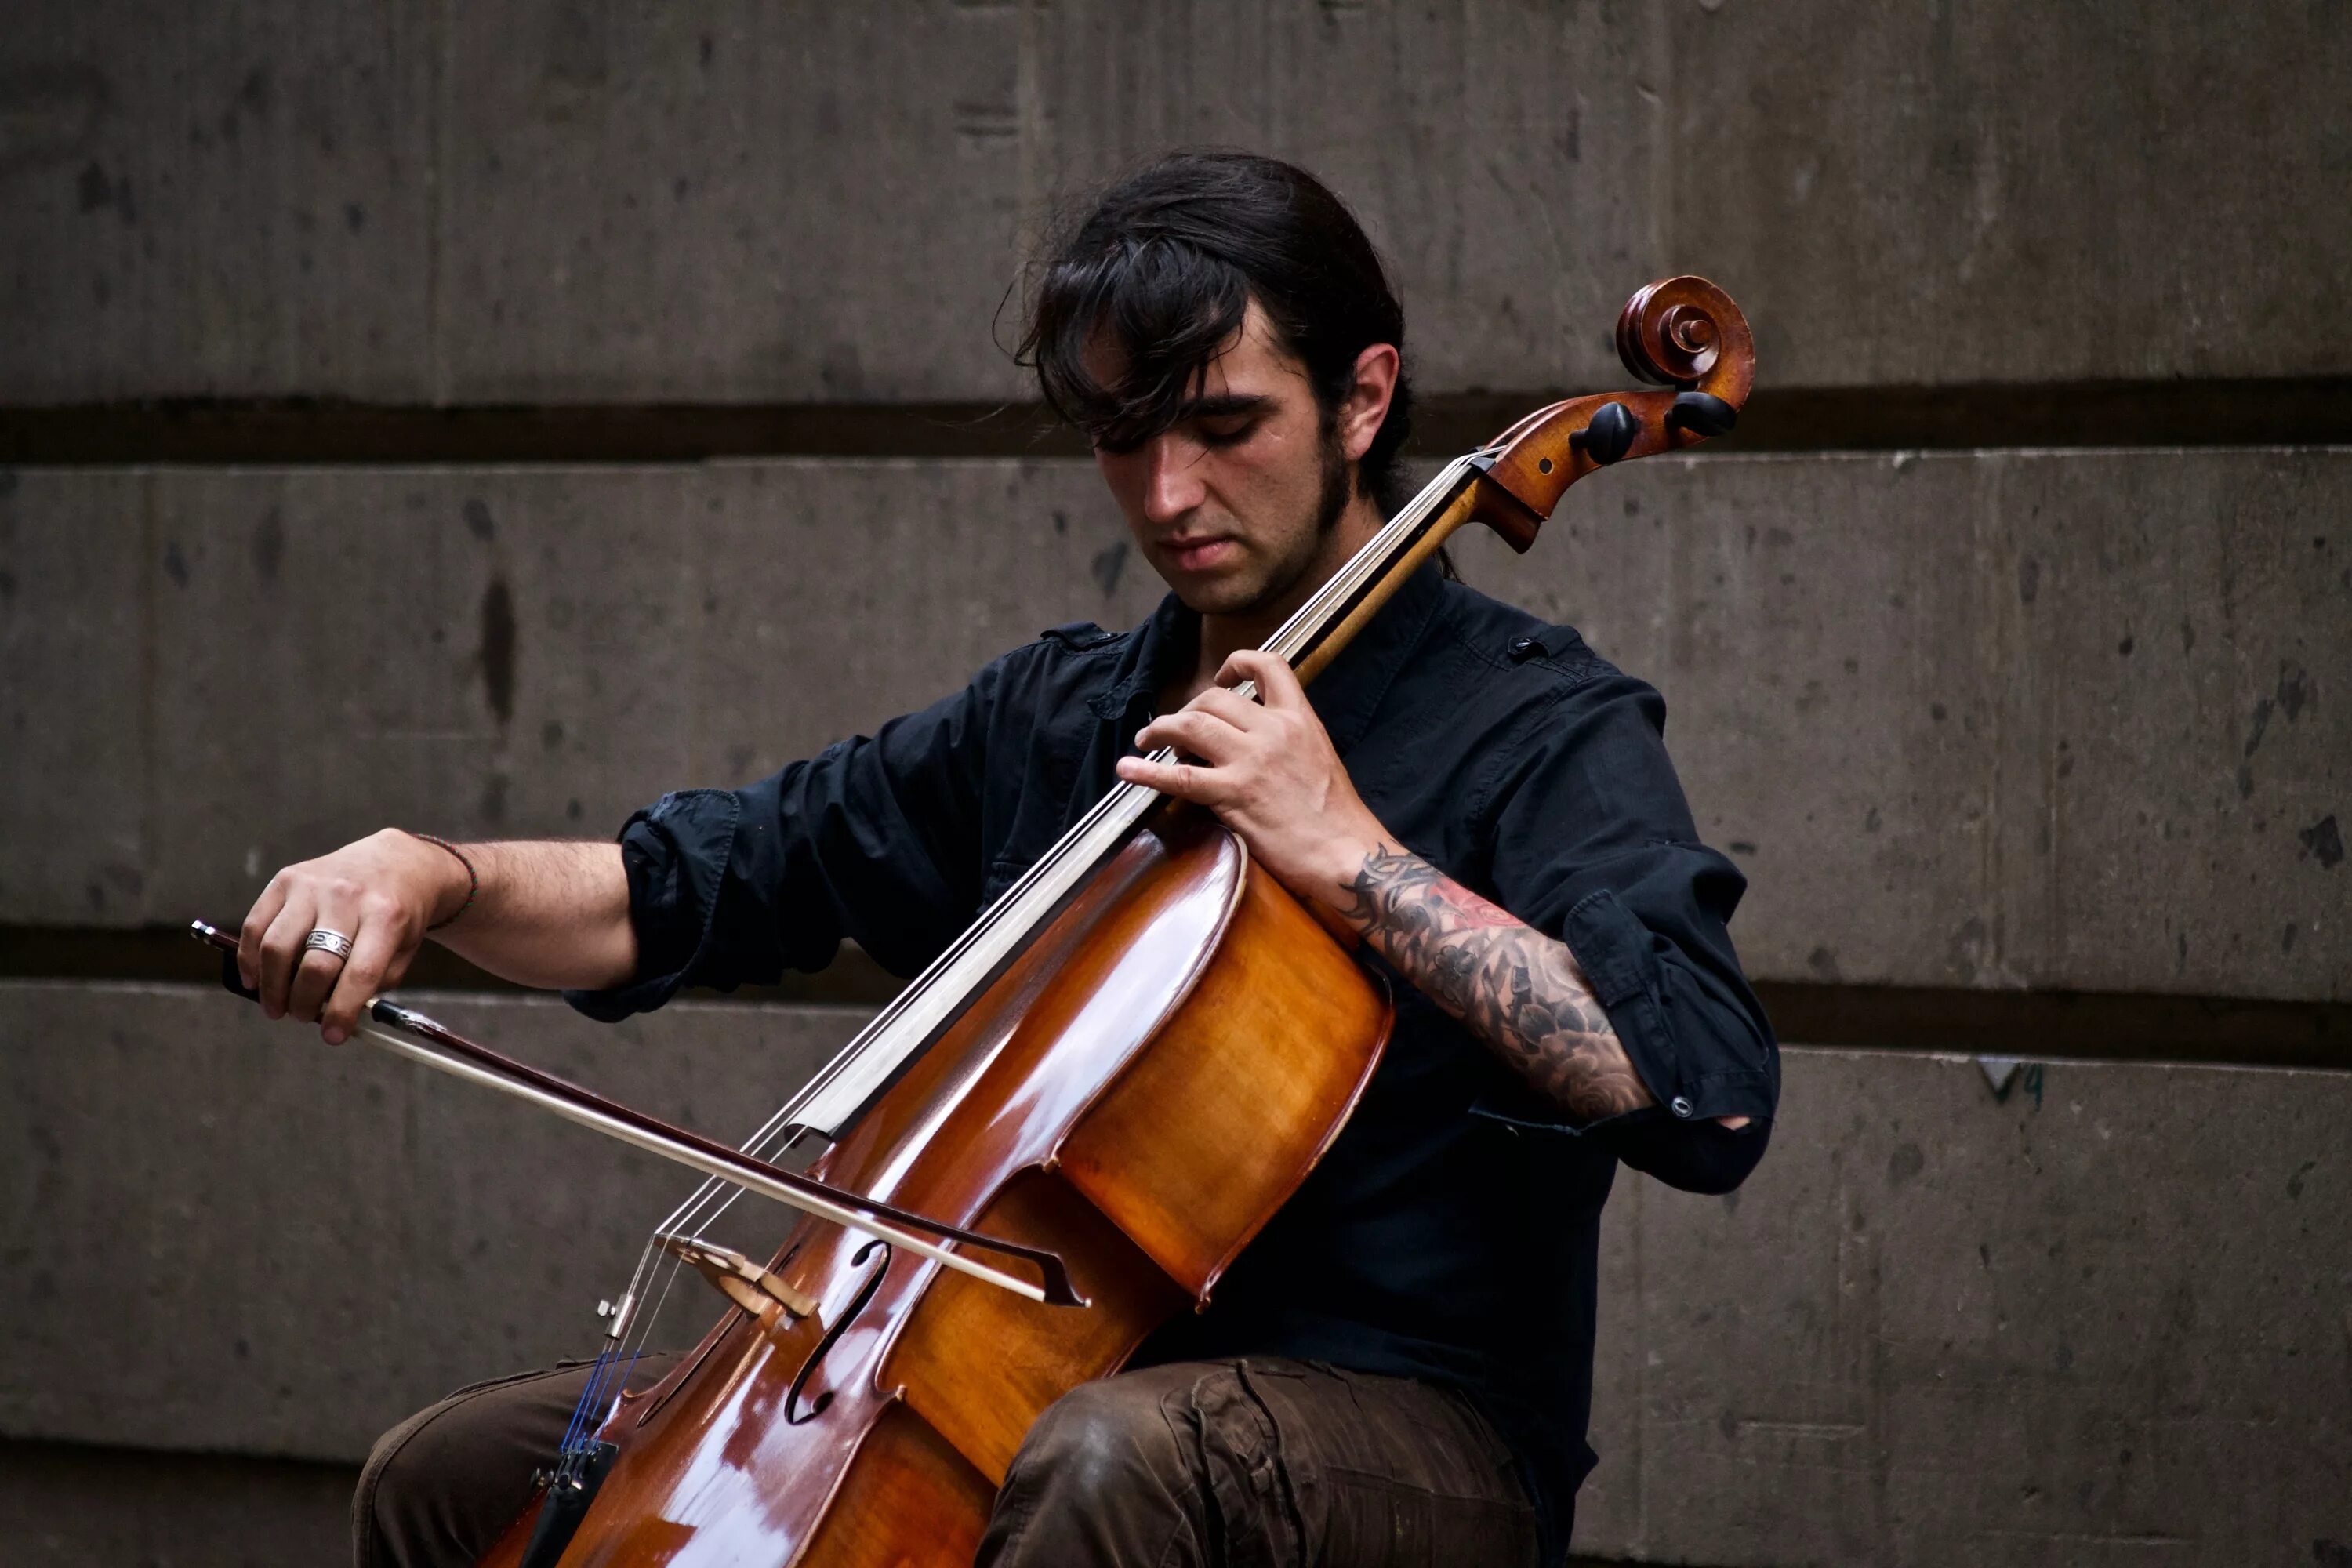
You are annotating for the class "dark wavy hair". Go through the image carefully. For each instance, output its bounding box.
[1015,151,1415,515]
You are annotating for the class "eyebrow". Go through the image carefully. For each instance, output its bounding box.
[1170,393,1275,422]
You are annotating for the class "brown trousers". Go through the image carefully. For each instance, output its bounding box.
[355,1354,1541,1567]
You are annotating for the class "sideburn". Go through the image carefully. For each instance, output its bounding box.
[1314,416,1354,536]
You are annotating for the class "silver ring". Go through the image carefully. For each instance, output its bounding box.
[303,927,355,961]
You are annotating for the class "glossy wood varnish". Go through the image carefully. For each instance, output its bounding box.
[479,808,1391,1566]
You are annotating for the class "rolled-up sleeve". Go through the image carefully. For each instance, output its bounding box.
[565,661,999,1022]
[1473,670,1780,1192]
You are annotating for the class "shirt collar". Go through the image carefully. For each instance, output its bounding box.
[1089,561,1450,755]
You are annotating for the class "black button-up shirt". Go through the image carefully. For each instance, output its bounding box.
[570,563,1779,1557]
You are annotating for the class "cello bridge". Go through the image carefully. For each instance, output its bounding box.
[654,1232,819,1328]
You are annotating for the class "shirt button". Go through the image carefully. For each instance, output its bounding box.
[1669,1095,1694,1118]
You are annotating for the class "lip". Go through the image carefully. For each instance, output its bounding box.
[1158,536,1239,572]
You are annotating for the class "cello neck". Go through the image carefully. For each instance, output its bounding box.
[1270,456,1489,687]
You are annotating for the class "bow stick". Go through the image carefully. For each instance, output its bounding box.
[187,920,1084,1308]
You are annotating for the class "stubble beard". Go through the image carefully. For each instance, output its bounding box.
[1225,419,1358,625]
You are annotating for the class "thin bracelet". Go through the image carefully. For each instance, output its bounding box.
[410,832,480,930]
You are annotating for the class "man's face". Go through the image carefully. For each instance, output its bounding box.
[1090,301,1353,619]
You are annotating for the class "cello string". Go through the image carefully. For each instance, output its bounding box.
[586,453,1487,1363]
[633,459,1482,1264]
[734,454,1477,1140]
[572,1236,692,1450]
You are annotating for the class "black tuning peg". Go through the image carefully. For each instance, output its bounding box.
[1666,390,1738,438]
[1570,401,1639,465]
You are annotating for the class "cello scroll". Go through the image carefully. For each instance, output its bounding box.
[1472,275,1755,547]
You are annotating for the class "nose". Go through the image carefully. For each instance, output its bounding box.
[1137,434,1207,527]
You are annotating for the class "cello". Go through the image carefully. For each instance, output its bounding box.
[193,275,1752,1565]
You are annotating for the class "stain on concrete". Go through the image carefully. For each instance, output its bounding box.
[1948,917,1987,985]
[463,499,495,541]
[541,720,564,750]
[477,579,517,725]
[1091,539,1128,597]
[0,64,111,179]
[2016,555,2039,604]
[1807,945,1842,979]
[1888,1142,1925,1186]
[2117,631,2135,656]
[1864,806,1881,832]
[2180,616,2195,653]
[2282,923,2298,953]
[74,161,115,212]
[2276,661,2309,722]
[0,570,15,601]
[2287,1159,2317,1199]
[2246,695,2274,757]
[818,340,865,396]
[2298,815,2343,869]
[344,202,365,234]
[162,541,189,587]
[220,64,272,143]
[480,771,509,825]
[251,508,285,581]
[0,466,16,499]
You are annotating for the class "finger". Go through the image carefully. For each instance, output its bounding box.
[1115,753,1236,806]
[1182,685,1267,731]
[289,948,350,1025]
[321,916,408,1044]
[1135,710,1247,765]
[238,876,291,992]
[1220,648,1306,710]
[287,885,360,1023]
[257,888,318,1020]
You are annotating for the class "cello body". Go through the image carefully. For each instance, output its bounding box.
[482,806,1391,1565]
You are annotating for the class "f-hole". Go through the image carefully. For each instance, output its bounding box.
[785,1239,891,1425]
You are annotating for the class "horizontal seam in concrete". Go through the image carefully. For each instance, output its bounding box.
[3,377,2350,464]
[5,928,2344,1072]
[0,1433,359,1477]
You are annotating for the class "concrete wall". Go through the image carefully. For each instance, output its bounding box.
[5,2,2347,402]
[3,2,2346,1563]
[5,985,2347,1565]
[4,452,2343,998]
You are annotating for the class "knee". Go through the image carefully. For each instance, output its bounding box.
[1006,1377,1185,1508]
[352,1398,517,1566]
[354,1410,461,1566]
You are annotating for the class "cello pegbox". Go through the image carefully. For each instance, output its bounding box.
[1469,274,1755,550]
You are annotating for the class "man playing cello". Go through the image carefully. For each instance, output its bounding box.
[239,151,1777,1568]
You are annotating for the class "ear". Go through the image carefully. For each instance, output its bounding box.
[1338,343,1401,464]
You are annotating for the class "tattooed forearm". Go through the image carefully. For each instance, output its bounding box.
[1338,845,1655,1123]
